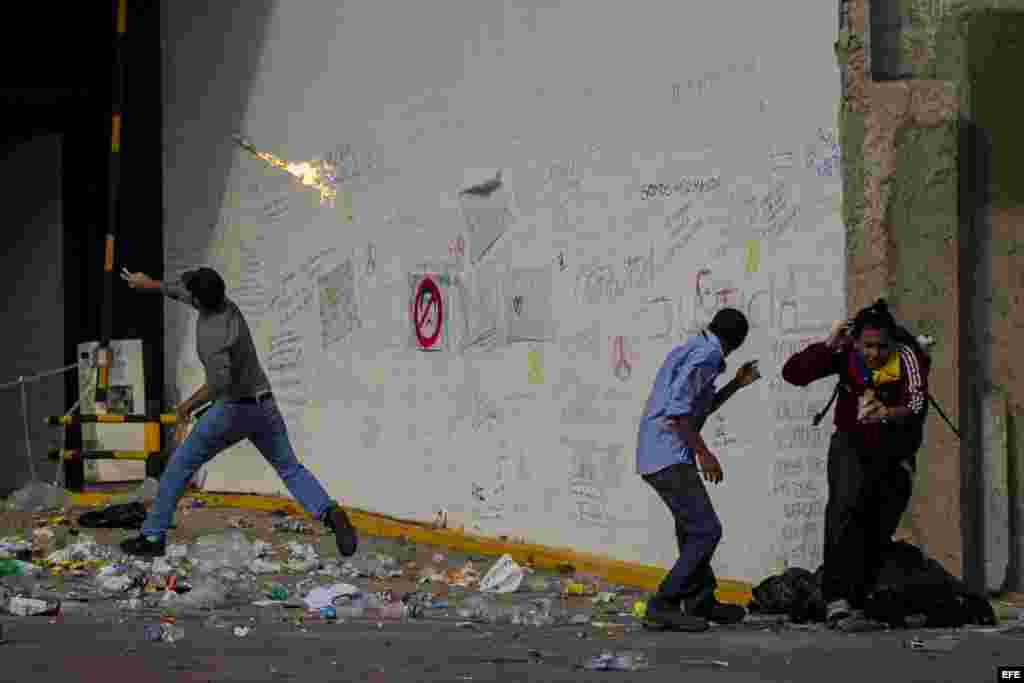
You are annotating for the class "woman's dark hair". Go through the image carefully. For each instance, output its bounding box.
[708,307,749,350]
[183,267,226,311]
[852,298,927,359]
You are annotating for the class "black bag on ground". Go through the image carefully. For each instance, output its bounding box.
[862,541,996,628]
[78,501,147,529]
[749,566,827,623]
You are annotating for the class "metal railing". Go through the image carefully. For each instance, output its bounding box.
[0,363,81,485]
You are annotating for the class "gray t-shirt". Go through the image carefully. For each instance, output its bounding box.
[162,279,272,403]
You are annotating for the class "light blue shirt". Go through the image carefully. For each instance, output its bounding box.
[636,331,724,475]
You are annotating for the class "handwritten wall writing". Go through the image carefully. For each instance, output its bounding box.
[575,248,656,306]
[319,259,361,350]
[641,175,721,199]
[564,437,626,528]
[685,56,760,98]
[461,194,512,265]
[679,266,830,335]
[263,196,290,224]
[503,267,555,343]
[266,329,308,415]
[453,269,501,353]
[323,143,378,187]
[472,452,511,521]
[772,424,828,451]
[235,237,269,317]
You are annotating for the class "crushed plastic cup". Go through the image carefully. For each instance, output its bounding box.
[233,626,251,637]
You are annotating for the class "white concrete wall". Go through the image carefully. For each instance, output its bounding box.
[162,0,845,583]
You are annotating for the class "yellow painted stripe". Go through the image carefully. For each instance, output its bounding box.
[67,490,754,604]
[116,0,127,35]
[104,234,115,271]
[111,115,121,153]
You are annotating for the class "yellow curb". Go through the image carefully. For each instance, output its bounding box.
[69,490,754,605]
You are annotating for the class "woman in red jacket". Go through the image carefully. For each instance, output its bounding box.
[782,299,930,626]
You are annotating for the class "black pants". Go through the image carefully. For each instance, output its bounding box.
[822,431,913,607]
[643,462,722,607]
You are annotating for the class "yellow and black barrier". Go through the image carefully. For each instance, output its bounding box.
[46,413,180,426]
[47,449,155,462]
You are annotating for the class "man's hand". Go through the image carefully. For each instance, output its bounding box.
[696,448,723,484]
[174,407,191,445]
[734,360,761,388]
[827,318,854,350]
[121,268,154,291]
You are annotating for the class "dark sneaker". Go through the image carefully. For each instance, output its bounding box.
[324,504,358,557]
[827,599,853,625]
[120,534,166,558]
[694,600,747,624]
[643,598,710,632]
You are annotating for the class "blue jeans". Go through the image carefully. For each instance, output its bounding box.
[142,395,334,540]
[642,462,722,606]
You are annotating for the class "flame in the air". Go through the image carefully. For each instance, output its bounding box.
[232,134,337,207]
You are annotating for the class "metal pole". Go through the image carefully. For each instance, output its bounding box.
[18,378,37,482]
[96,0,128,412]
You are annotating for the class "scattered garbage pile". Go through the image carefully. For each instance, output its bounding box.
[1,485,649,642]
[748,541,997,628]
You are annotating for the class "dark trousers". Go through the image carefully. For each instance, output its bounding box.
[643,462,722,607]
[823,431,913,607]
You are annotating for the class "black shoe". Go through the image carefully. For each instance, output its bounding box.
[323,504,358,557]
[691,598,747,624]
[120,534,166,558]
[644,598,710,632]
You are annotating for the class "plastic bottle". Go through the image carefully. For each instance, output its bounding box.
[267,583,289,601]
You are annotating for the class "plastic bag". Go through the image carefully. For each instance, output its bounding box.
[479,554,525,594]
[6,482,69,513]
[303,583,360,610]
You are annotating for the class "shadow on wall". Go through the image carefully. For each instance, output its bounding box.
[160,1,276,387]
[964,8,1024,594]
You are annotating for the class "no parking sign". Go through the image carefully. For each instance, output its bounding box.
[411,275,444,350]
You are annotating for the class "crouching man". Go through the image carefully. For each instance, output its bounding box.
[636,308,762,629]
[782,299,930,626]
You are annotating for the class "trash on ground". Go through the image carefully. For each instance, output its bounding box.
[302,582,361,609]
[78,501,147,529]
[6,482,69,513]
[272,518,312,534]
[189,531,258,573]
[7,596,60,616]
[233,626,251,637]
[680,658,729,668]
[479,554,524,594]
[582,651,650,672]
[904,637,959,653]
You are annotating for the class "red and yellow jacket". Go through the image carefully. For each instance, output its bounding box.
[781,341,929,462]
